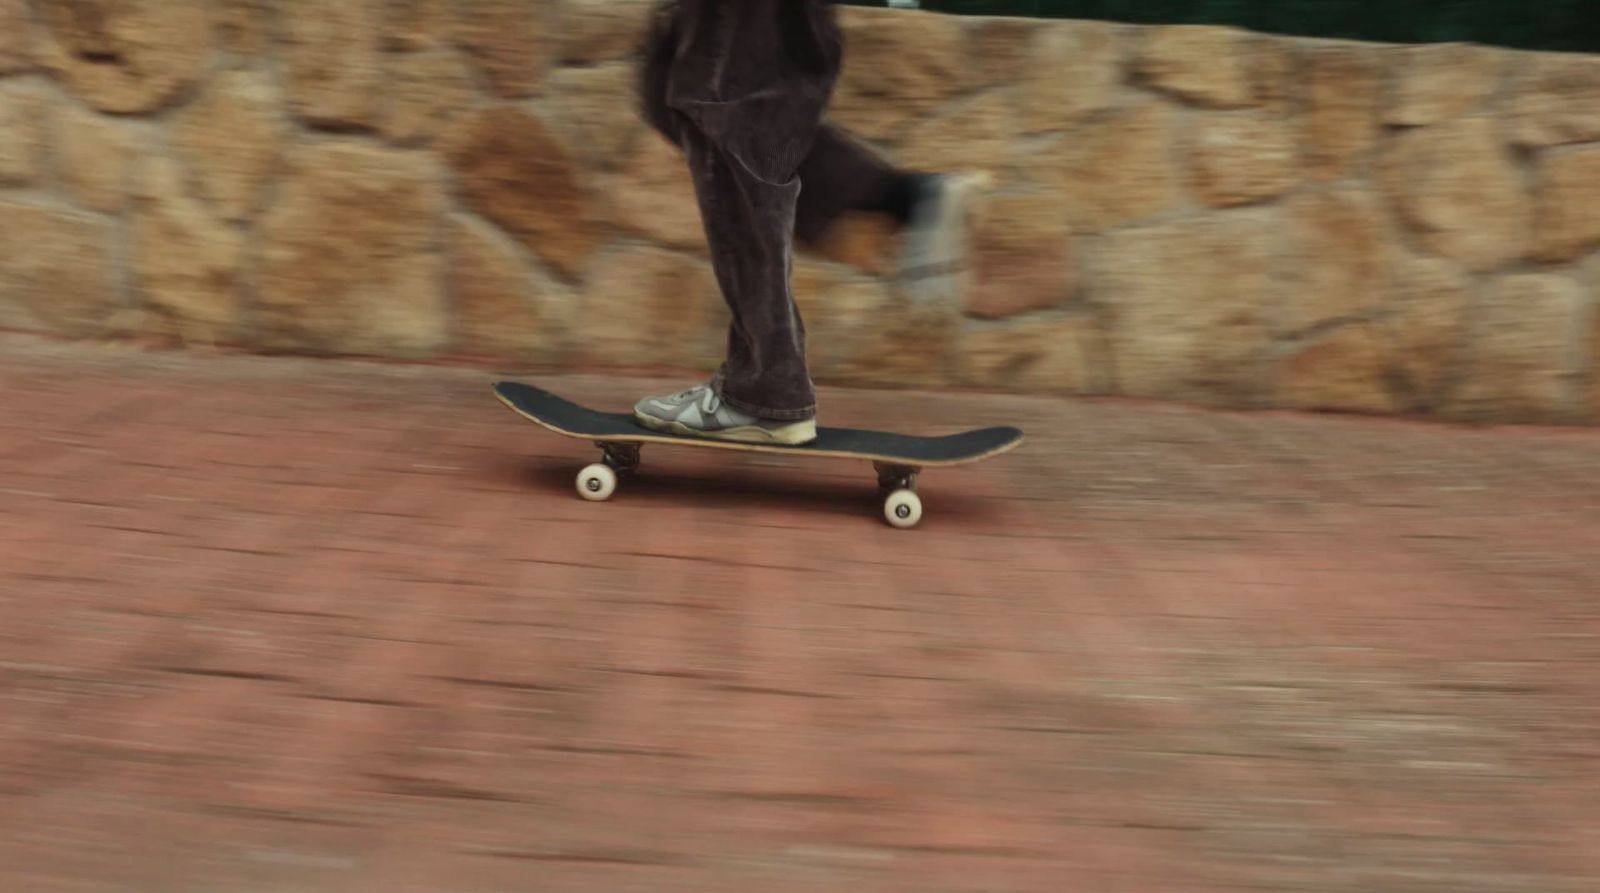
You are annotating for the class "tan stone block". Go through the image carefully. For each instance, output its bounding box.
[558,0,650,65]
[1532,147,1600,263]
[445,106,601,277]
[132,157,244,344]
[174,69,285,222]
[257,141,447,355]
[1302,45,1381,181]
[0,0,34,74]
[966,192,1074,320]
[1380,255,1471,408]
[0,200,117,336]
[215,0,273,57]
[960,316,1103,394]
[0,84,47,187]
[1283,187,1392,331]
[1017,21,1121,132]
[1452,273,1586,421]
[964,17,1040,90]
[34,0,208,113]
[1247,35,1300,117]
[384,0,453,51]
[1510,53,1600,148]
[1039,101,1180,232]
[831,8,965,143]
[1382,117,1531,272]
[896,93,1012,174]
[1385,43,1503,126]
[1136,26,1253,108]
[452,0,549,98]
[59,105,140,213]
[576,246,723,370]
[1188,112,1296,207]
[543,62,644,171]
[1280,324,1397,414]
[1092,212,1277,403]
[451,214,571,363]
[608,133,705,254]
[282,0,383,128]
[383,49,476,147]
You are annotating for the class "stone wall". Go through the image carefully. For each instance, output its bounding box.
[2,1,1599,423]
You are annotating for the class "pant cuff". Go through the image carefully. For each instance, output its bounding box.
[712,373,816,422]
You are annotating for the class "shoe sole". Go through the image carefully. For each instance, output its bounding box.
[634,412,818,446]
[898,170,991,290]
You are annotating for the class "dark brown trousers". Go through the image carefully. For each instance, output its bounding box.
[638,0,916,420]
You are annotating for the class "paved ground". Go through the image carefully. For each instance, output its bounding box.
[2,334,1599,893]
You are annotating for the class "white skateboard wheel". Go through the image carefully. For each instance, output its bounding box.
[883,489,922,529]
[577,463,617,502]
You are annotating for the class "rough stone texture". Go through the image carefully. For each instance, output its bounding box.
[828,291,961,388]
[0,0,33,73]
[452,0,547,98]
[1511,54,1600,148]
[896,92,1012,175]
[1136,26,1253,109]
[1042,101,1180,232]
[831,8,965,143]
[543,62,644,171]
[608,133,706,253]
[967,192,1074,320]
[2,9,1599,426]
[1283,187,1390,331]
[445,106,600,277]
[1017,21,1121,132]
[964,17,1040,90]
[1384,117,1531,272]
[0,84,47,186]
[1386,43,1503,126]
[1280,323,1397,414]
[1532,147,1600,263]
[0,200,116,336]
[282,0,382,128]
[558,0,649,64]
[215,0,272,57]
[1453,274,1587,422]
[33,0,208,114]
[1302,45,1381,181]
[257,142,446,355]
[1247,35,1300,116]
[451,214,570,362]
[1094,213,1277,404]
[1188,112,1296,207]
[384,50,476,147]
[960,315,1103,393]
[58,105,139,213]
[174,69,284,223]
[575,246,721,370]
[132,157,244,344]
[385,0,452,51]
[1382,255,1472,410]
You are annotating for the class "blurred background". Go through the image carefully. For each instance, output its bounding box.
[2,1,1599,891]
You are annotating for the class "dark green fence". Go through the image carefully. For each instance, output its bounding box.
[840,1,1600,54]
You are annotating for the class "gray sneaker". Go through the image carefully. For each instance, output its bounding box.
[897,171,991,296]
[633,384,817,446]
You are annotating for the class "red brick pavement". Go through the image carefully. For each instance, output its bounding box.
[2,335,1599,892]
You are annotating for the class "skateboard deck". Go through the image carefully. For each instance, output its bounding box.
[493,381,1023,528]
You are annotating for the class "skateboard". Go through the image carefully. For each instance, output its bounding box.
[493,381,1023,529]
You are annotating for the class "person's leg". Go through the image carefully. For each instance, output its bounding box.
[794,124,990,293]
[632,0,840,444]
